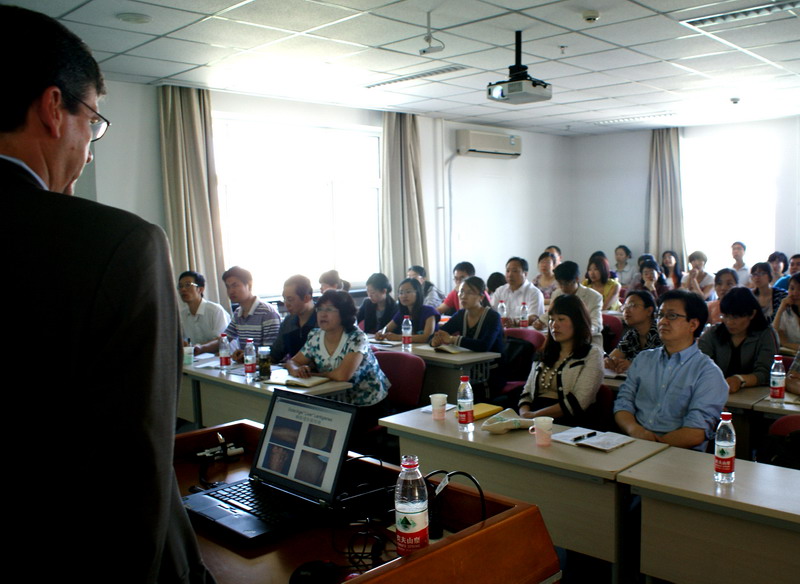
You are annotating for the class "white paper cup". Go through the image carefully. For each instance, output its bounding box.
[528,416,554,446]
[430,393,448,420]
[183,346,194,366]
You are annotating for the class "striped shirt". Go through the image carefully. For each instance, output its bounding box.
[224,299,280,349]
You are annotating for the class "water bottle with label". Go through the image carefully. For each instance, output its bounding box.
[519,302,529,328]
[498,300,508,327]
[770,355,786,403]
[219,333,232,371]
[457,375,474,433]
[394,455,429,556]
[244,338,257,383]
[713,412,736,484]
[401,315,413,352]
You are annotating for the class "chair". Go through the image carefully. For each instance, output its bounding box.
[504,327,546,351]
[586,385,616,432]
[602,313,623,354]
[375,351,426,413]
[503,328,545,382]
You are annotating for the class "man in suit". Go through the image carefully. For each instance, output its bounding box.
[2,7,213,582]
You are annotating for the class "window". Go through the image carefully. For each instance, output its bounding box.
[213,114,381,296]
[680,124,779,273]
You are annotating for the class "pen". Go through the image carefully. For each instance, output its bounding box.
[572,431,597,442]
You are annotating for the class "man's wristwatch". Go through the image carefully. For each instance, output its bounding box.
[734,374,746,387]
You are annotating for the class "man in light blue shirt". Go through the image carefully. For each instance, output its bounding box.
[614,289,728,450]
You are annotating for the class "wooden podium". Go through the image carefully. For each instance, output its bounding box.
[175,420,561,583]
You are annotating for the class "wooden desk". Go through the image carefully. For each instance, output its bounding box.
[175,421,561,584]
[617,447,800,584]
[180,359,351,427]
[370,342,501,403]
[379,408,668,578]
[753,391,800,416]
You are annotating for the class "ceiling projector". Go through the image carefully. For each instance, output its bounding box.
[487,31,552,105]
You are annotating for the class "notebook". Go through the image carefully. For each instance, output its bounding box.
[182,389,357,540]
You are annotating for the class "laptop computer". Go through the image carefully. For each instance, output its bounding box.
[182,389,357,540]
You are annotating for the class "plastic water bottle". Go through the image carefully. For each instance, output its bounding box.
[519,302,529,328]
[498,300,507,326]
[714,412,736,484]
[457,375,474,433]
[395,455,429,556]
[401,315,413,352]
[219,333,232,371]
[244,338,257,382]
[770,355,786,403]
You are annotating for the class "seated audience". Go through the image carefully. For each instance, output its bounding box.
[319,269,350,293]
[407,265,445,308]
[768,251,789,282]
[613,290,728,450]
[699,287,780,393]
[271,275,317,362]
[731,241,751,287]
[751,262,788,323]
[775,254,800,291]
[518,295,603,425]
[437,261,482,315]
[681,250,714,299]
[661,250,683,290]
[583,255,621,310]
[195,266,280,360]
[431,277,504,393]
[286,290,389,436]
[375,278,438,343]
[632,259,670,300]
[544,245,562,266]
[605,290,662,374]
[492,256,545,325]
[357,272,396,334]
[533,252,559,303]
[706,268,739,325]
[537,261,603,346]
[614,245,637,287]
[486,271,506,295]
[774,273,800,352]
[177,270,230,353]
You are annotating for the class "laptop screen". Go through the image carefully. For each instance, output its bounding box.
[251,389,356,504]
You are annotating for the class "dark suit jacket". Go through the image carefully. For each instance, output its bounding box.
[3,158,213,583]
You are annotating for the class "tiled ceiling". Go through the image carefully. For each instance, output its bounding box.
[16,0,800,135]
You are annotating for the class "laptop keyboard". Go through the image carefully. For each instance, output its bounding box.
[208,481,285,523]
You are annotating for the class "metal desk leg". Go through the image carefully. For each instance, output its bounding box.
[192,377,203,429]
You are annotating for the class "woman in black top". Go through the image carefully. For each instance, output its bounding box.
[356,272,396,333]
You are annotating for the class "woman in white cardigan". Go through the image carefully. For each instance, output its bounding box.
[518,294,603,426]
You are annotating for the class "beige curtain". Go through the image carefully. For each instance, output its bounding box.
[381,112,428,287]
[646,128,686,265]
[158,86,227,309]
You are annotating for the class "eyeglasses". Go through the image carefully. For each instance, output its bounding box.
[63,90,111,141]
[622,302,643,311]
[721,314,748,321]
[177,282,198,290]
[315,306,339,313]
[398,289,416,296]
[655,310,688,321]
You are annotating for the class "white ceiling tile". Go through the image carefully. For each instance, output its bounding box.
[447,13,568,46]
[552,71,625,89]
[522,32,617,59]
[749,41,800,62]
[252,35,365,60]
[638,74,708,91]
[584,15,691,46]
[675,51,764,73]
[101,54,197,77]
[139,0,241,15]
[62,20,156,53]
[522,0,657,31]
[562,48,657,70]
[223,0,356,32]
[605,61,688,82]
[12,0,87,17]
[63,0,203,35]
[313,13,425,45]
[631,35,728,60]
[525,60,591,79]
[715,18,800,49]
[321,0,406,9]
[103,71,159,84]
[388,81,475,98]
[336,47,431,71]
[373,0,506,28]
[444,47,524,69]
[589,82,663,97]
[169,17,292,49]
[128,37,237,64]
[382,31,495,58]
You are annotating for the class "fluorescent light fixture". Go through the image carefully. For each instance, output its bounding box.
[594,112,676,126]
[683,2,800,27]
[365,65,467,89]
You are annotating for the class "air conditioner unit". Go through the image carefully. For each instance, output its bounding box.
[456,130,521,159]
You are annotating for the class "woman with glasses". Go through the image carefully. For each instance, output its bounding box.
[357,272,396,334]
[774,273,800,352]
[681,251,714,299]
[706,268,739,325]
[631,259,670,300]
[287,290,388,408]
[750,262,788,323]
[518,294,603,425]
[374,278,438,343]
[698,287,780,393]
[604,290,662,374]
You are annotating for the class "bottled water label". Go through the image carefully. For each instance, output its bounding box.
[244,361,256,374]
[714,443,735,474]
[395,509,429,555]
[402,335,411,345]
[458,400,474,424]
[770,374,785,399]
[219,355,231,367]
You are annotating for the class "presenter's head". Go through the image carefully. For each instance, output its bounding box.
[0,6,107,195]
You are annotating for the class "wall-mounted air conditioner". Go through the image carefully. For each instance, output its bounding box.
[456,129,521,159]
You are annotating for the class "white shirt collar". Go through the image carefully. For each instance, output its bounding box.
[0,154,48,190]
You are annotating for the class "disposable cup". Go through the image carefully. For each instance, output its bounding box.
[528,416,554,446]
[430,393,448,420]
